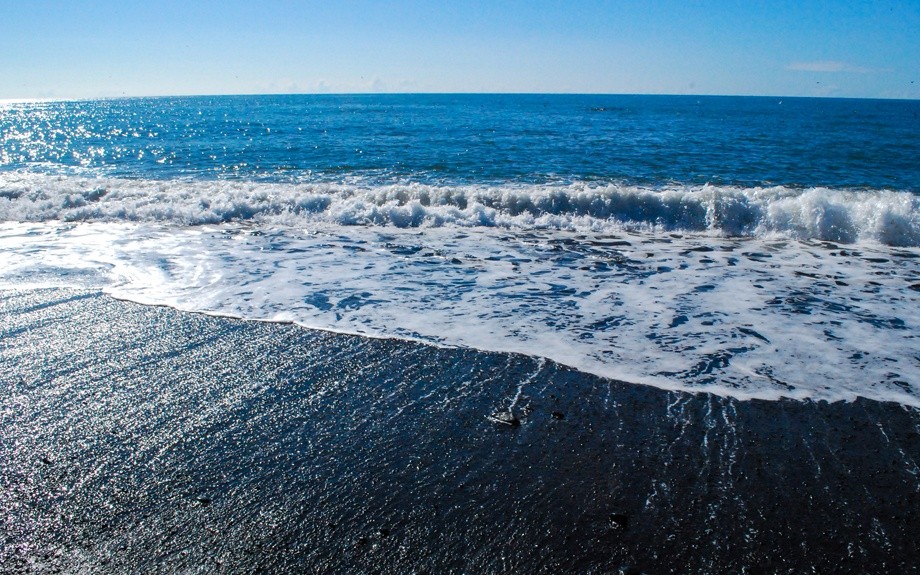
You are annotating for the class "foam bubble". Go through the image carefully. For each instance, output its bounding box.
[1,219,918,407]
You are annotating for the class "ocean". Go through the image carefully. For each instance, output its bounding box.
[2,94,920,573]
[2,94,918,405]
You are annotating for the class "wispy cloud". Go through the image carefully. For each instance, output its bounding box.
[786,61,873,74]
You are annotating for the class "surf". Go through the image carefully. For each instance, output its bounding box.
[1,172,918,246]
[1,216,917,407]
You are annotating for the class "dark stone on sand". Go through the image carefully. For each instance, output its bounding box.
[40,455,53,465]
[379,528,390,537]
[609,513,629,531]
[489,411,520,427]
[551,411,565,420]
[196,497,212,506]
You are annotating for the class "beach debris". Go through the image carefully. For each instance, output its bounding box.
[487,410,520,427]
[551,411,565,420]
[378,528,390,538]
[40,455,54,465]
[195,497,212,507]
[609,512,629,531]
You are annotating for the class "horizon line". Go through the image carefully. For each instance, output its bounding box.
[3,91,919,104]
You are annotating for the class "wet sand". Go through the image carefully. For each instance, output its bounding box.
[2,289,918,574]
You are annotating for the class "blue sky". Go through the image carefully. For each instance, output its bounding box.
[1,0,917,99]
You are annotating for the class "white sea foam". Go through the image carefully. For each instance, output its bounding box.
[1,218,918,407]
[1,172,918,246]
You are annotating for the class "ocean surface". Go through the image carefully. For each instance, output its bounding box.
[1,94,918,405]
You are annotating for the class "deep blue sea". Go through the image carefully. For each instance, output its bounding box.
[1,94,918,404]
[3,94,919,190]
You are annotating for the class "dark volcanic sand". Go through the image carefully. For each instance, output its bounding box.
[1,289,918,574]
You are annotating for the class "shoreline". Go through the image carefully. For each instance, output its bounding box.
[102,286,920,408]
[2,288,918,574]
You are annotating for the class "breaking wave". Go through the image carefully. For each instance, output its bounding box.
[1,171,918,246]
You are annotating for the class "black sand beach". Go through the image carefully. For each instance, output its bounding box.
[2,289,918,574]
